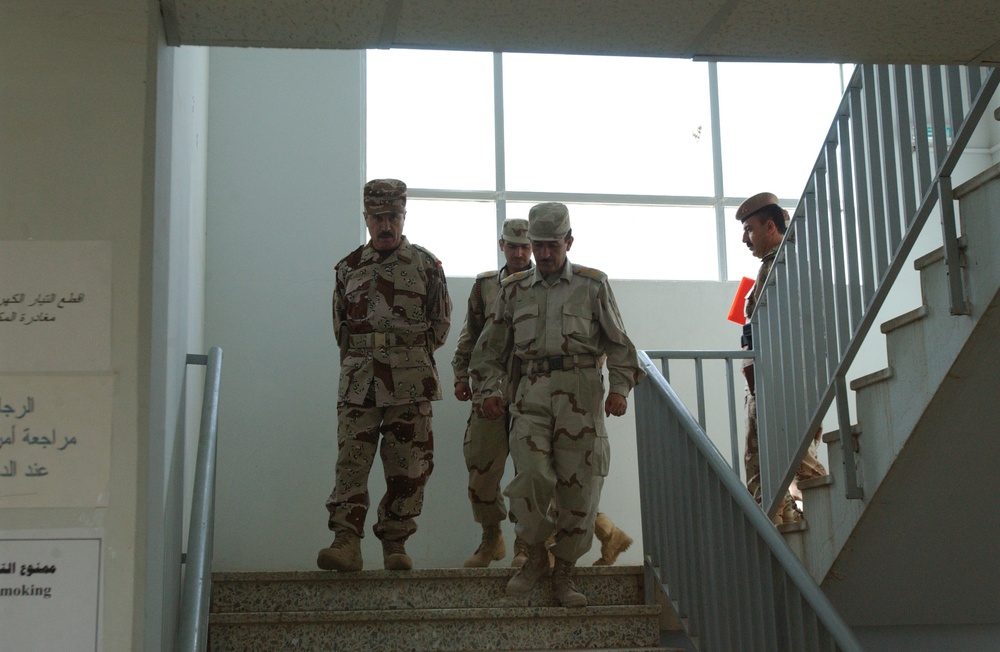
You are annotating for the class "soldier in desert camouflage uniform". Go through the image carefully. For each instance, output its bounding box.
[455,219,636,569]
[452,218,533,568]
[737,192,827,526]
[471,202,644,607]
[317,179,451,572]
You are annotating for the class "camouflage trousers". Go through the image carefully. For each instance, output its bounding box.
[463,401,510,526]
[744,381,826,509]
[504,369,609,563]
[326,400,434,542]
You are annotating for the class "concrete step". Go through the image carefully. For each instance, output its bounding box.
[212,566,646,613]
[210,566,665,651]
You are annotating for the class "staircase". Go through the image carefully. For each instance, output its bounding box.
[208,565,684,651]
[793,163,1000,628]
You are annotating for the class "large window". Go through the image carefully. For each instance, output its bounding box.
[367,50,850,281]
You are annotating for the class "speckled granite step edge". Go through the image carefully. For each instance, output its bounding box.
[210,604,661,625]
[213,566,642,582]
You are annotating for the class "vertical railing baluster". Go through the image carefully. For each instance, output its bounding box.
[893,66,918,233]
[863,64,890,278]
[928,66,948,168]
[849,79,876,303]
[838,112,863,334]
[909,66,933,205]
[826,142,850,353]
[877,64,903,257]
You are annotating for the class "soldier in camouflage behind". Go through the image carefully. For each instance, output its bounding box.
[470,202,644,607]
[317,179,452,572]
[452,218,533,568]
[455,219,636,569]
[737,192,826,525]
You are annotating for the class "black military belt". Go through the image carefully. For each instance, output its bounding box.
[348,332,427,348]
[522,354,598,376]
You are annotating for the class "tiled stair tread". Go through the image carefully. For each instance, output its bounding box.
[880,305,929,334]
[214,566,641,582]
[848,366,893,391]
[211,604,661,624]
[797,474,833,491]
[821,423,860,444]
[212,567,644,612]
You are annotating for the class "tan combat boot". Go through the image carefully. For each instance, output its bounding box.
[316,530,363,572]
[552,557,587,607]
[505,542,550,596]
[464,523,506,567]
[592,513,633,566]
[382,539,413,571]
[510,536,529,568]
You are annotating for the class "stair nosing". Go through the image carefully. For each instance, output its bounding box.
[210,604,662,624]
[880,305,929,334]
[848,366,893,391]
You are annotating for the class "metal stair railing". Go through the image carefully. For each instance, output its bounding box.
[175,346,223,652]
[754,64,1000,517]
[636,350,864,652]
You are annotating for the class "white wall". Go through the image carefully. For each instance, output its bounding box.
[0,2,160,650]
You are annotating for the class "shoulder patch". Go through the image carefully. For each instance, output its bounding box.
[572,264,607,282]
[501,268,533,286]
[476,269,500,280]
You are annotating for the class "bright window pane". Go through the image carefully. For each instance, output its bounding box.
[400,199,497,277]
[366,50,495,189]
[503,55,714,196]
[718,63,845,200]
[508,202,717,280]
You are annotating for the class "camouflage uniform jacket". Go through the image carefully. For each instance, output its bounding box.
[333,236,452,406]
[470,258,645,401]
[742,244,780,369]
[451,263,533,387]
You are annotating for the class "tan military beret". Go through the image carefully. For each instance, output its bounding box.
[736,192,779,222]
[364,178,406,214]
[501,218,530,244]
[527,202,571,241]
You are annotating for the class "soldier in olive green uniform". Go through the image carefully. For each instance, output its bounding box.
[737,192,827,525]
[453,219,533,567]
[471,202,644,607]
[318,179,452,572]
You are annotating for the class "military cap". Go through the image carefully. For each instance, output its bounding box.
[736,192,779,222]
[527,202,571,241]
[364,178,407,214]
[501,218,530,244]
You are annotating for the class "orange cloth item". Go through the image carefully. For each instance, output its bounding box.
[727,277,755,325]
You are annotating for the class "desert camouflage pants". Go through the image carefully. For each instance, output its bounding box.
[463,402,509,525]
[326,400,434,542]
[504,368,608,563]
[744,376,826,509]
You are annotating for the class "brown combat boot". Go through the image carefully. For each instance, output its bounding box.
[382,539,413,571]
[464,523,506,567]
[592,512,634,566]
[552,557,587,607]
[510,536,528,568]
[505,542,550,596]
[316,530,363,572]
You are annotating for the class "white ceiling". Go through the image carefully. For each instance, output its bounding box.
[159,0,1000,65]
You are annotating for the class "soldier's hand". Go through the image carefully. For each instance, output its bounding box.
[454,382,472,401]
[605,393,628,417]
[482,396,505,420]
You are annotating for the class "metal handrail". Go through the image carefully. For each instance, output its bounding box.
[753,65,1000,516]
[636,350,864,652]
[643,349,751,472]
[175,346,223,652]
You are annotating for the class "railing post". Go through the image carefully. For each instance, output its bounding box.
[938,176,970,315]
[834,375,863,499]
[176,346,223,652]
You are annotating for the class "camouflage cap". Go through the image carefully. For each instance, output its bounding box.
[736,192,779,222]
[527,202,571,241]
[364,178,407,214]
[501,218,530,244]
